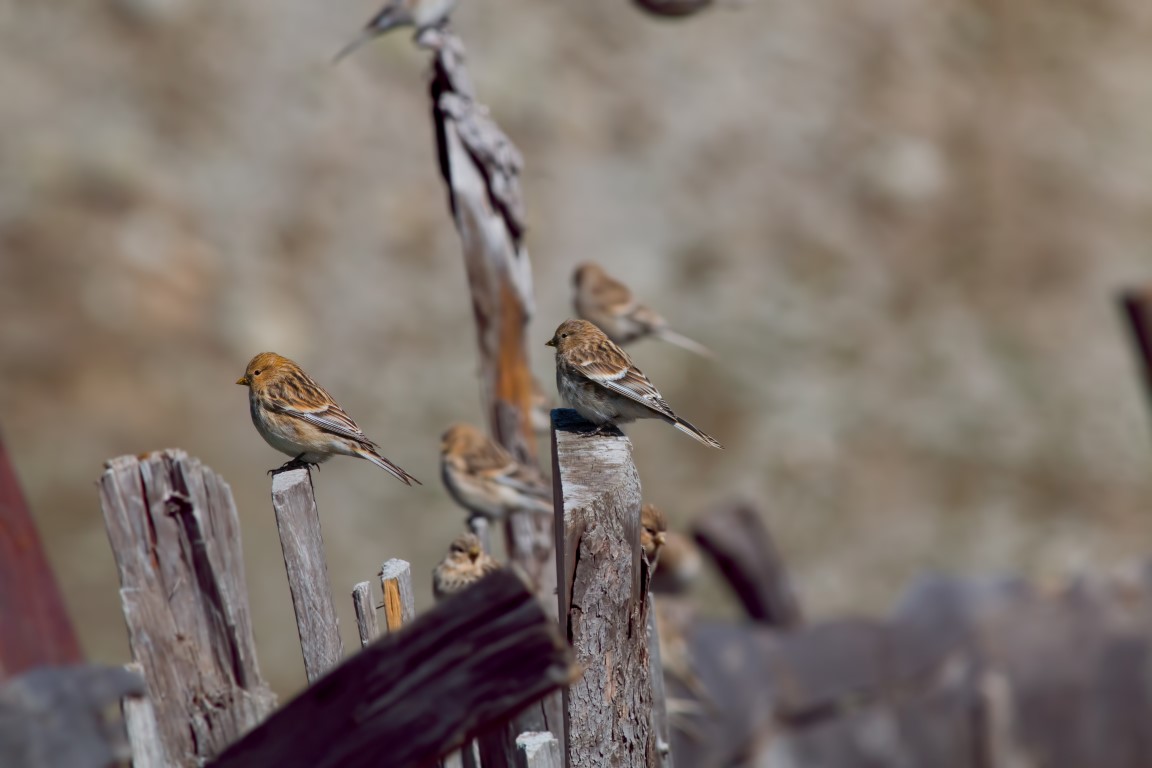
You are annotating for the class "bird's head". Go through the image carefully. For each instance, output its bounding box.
[440,423,486,456]
[449,532,484,563]
[236,352,294,390]
[546,318,601,353]
[572,261,605,290]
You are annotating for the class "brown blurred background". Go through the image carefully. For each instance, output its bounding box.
[3,0,1152,695]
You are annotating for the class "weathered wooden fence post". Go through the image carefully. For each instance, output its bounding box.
[271,467,343,681]
[351,582,380,648]
[552,408,653,766]
[379,558,417,633]
[100,450,276,765]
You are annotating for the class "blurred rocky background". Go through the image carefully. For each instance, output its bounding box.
[2,0,1152,694]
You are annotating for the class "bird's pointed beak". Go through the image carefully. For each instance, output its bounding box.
[655,532,667,547]
[468,546,481,560]
[545,338,556,347]
[332,28,378,64]
[236,376,250,386]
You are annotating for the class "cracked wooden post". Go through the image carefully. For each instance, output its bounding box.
[271,467,343,681]
[100,450,276,764]
[352,582,380,648]
[516,732,562,768]
[551,408,653,766]
[379,558,416,633]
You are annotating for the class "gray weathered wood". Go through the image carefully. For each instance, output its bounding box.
[551,408,652,766]
[516,732,562,768]
[379,558,416,633]
[100,450,276,765]
[122,663,165,768]
[271,467,343,681]
[647,597,673,768]
[0,664,144,768]
[469,515,492,556]
[692,500,803,628]
[208,570,574,768]
[352,582,380,648]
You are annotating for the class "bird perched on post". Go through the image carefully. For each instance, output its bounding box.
[432,532,500,600]
[236,352,420,485]
[641,503,668,567]
[546,319,723,449]
[440,423,553,520]
[572,261,711,357]
[333,0,458,62]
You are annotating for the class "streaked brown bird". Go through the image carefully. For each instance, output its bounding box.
[650,530,703,594]
[546,319,723,449]
[432,532,500,601]
[440,423,553,520]
[573,261,711,356]
[641,503,668,566]
[334,0,458,61]
[236,352,420,485]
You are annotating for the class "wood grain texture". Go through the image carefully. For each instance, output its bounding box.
[646,597,673,768]
[122,663,165,768]
[351,582,379,648]
[271,468,343,681]
[551,408,652,767]
[99,450,275,765]
[0,429,82,680]
[379,558,415,632]
[208,570,574,768]
[692,500,803,628]
[516,732,562,768]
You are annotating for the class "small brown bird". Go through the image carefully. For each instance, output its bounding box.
[546,319,723,449]
[334,0,458,61]
[440,423,553,520]
[573,261,711,356]
[432,532,500,601]
[640,503,668,566]
[236,352,420,485]
[650,531,703,594]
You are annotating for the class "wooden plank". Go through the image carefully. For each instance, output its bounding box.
[647,596,673,768]
[515,732,562,768]
[0,428,82,680]
[122,663,165,768]
[692,500,803,627]
[100,450,276,765]
[271,467,343,681]
[208,570,574,768]
[0,664,144,768]
[379,558,416,632]
[351,582,380,648]
[551,408,652,766]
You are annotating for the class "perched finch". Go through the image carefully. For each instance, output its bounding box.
[432,532,500,601]
[236,352,420,485]
[546,319,723,449]
[650,530,703,595]
[440,423,553,520]
[334,0,458,61]
[573,261,711,356]
[640,503,668,566]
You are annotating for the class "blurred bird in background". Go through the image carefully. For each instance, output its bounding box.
[432,532,501,600]
[641,503,668,567]
[236,352,420,485]
[546,319,723,449]
[573,261,711,357]
[650,530,703,594]
[334,0,458,61]
[440,423,553,520]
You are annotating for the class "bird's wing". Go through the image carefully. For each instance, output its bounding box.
[271,397,373,446]
[593,273,638,316]
[572,342,678,421]
[465,441,550,498]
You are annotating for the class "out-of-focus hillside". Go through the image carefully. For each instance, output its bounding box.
[3,0,1152,694]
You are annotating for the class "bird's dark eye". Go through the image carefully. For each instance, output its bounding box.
[560,333,568,339]
[253,369,261,376]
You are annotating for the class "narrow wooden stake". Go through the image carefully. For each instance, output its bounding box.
[0,428,82,680]
[352,582,380,648]
[208,570,574,768]
[647,596,673,768]
[122,663,165,768]
[552,408,652,766]
[100,450,276,763]
[271,467,343,681]
[469,515,492,555]
[379,558,416,633]
[515,732,562,768]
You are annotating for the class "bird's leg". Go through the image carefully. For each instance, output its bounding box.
[268,455,318,476]
[580,423,614,438]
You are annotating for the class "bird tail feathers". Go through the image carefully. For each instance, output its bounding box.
[359,447,421,485]
[669,416,724,449]
[656,328,713,357]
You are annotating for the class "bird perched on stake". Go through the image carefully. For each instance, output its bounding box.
[333,0,458,62]
[641,503,668,567]
[440,423,553,520]
[546,319,723,449]
[432,532,501,600]
[573,261,711,356]
[236,352,420,485]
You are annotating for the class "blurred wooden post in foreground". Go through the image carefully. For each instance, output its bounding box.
[552,408,654,766]
[208,570,574,768]
[100,450,276,765]
[693,500,803,627]
[271,468,343,681]
[379,558,416,633]
[0,429,82,681]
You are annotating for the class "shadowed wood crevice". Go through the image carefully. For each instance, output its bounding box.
[207,570,574,768]
[99,450,276,766]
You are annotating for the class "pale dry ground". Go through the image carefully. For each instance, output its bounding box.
[3,0,1152,694]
